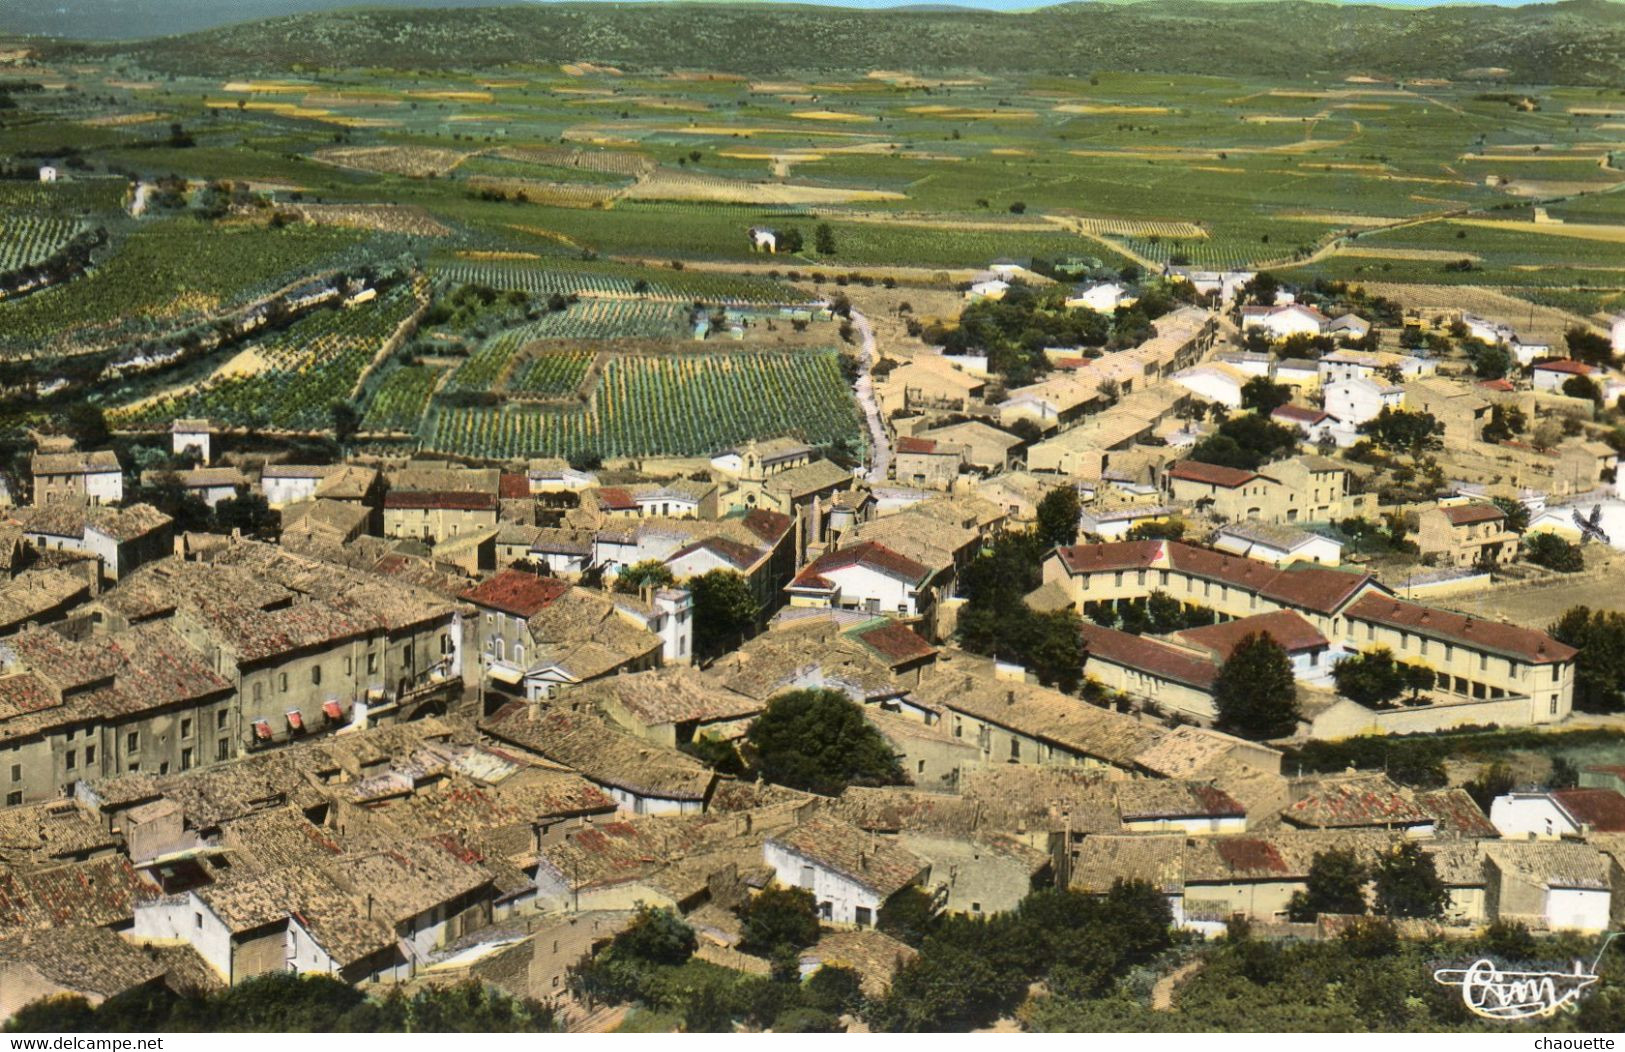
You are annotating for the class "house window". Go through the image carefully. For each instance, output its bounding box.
[1552,665,1560,683]
[195,912,203,929]
[819,901,832,920]
[253,683,263,702]
[917,760,926,775]
[368,653,378,675]
[1479,654,1488,672]
[217,739,230,762]
[9,764,19,783]
[126,732,139,753]
[403,645,413,667]
[279,672,289,693]
[344,656,353,676]
[1010,739,1021,761]
[181,747,193,771]
[84,745,95,766]
[799,865,815,889]
[514,645,525,666]
[1114,572,1123,587]
[5,791,20,806]
[313,664,324,687]
[855,906,873,927]
[181,718,193,739]
[440,634,451,655]
[1550,697,1559,715]
[65,750,76,771]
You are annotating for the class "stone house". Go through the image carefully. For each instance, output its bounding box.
[30,450,122,506]
[1415,501,1517,568]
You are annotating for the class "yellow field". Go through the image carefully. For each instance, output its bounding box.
[1454,219,1625,243]
[1054,103,1170,115]
[1280,212,1404,226]
[221,80,310,94]
[82,111,165,127]
[908,105,1036,119]
[1338,247,1485,262]
[791,110,877,122]
[405,89,493,102]
[457,250,543,261]
[1063,216,1208,239]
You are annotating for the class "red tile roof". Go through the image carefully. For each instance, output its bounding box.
[1256,563,1378,615]
[1344,593,1576,664]
[1440,503,1505,527]
[384,490,499,512]
[460,569,571,618]
[1053,540,1166,575]
[848,621,937,666]
[1079,623,1219,691]
[741,509,793,544]
[1284,775,1431,829]
[499,473,531,500]
[596,487,637,511]
[895,436,940,454]
[1533,359,1593,376]
[1272,404,1330,425]
[792,541,933,588]
[1553,788,1625,832]
[1168,460,1258,489]
[1172,609,1328,659]
[1478,379,1516,393]
[669,536,762,571]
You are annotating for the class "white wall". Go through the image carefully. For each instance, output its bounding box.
[262,476,321,508]
[1545,887,1611,932]
[133,893,235,982]
[1489,795,1578,839]
[84,471,123,505]
[824,564,918,616]
[764,841,885,926]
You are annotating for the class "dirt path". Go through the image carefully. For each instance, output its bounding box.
[1150,959,1204,1011]
[850,308,891,482]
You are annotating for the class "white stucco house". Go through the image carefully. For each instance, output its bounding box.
[1066,281,1135,313]
[1213,521,1343,567]
[786,540,938,618]
[1240,304,1328,339]
[1489,788,1625,839]
[1532,359,1597,394]
[1171,362,1249,410]
[764,817,928,927]
[1324,376,1404,428]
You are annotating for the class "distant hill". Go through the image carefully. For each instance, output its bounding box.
[17,0,1625,85]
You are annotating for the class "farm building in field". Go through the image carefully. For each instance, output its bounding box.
[171,419,215,464]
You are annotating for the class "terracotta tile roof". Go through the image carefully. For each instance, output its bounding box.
[769,816,926,898]
[895,436,940,455]
[577,667,762,728]
[595,487,637,511]
[1284,774,1432,830]
[830,786,982,836]
[13,503,172,543]
[1053,540,1166,575]
[1070,833,1186,894]
[226,602,370,664]
[1552,788,1625,832]
[30,450,120,476]
[1079,623,1219,691]
[1440,502,1505,527]
[1172,610,1329,660]
[1184,830,1396,883]
[792,541,932,589]
[384,490,499,512]
[801,930,916,998]
[0,926,165,997]
[1168,460,1258,488]
[669,535,763,571]
[499,473,531,500]
[1484,840,1612,890]
[740,509,793,544]
[1114,780,1245,822]
[846,621,937,666]
[1272,404,1330,425]
[1414,788,1498,838]
[1257,562,1378,615]
[1345,593,1575,664]
[482,702,715,801]
[1533,359,1593,375]
[460,569,571,618]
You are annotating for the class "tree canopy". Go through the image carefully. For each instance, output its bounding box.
[1332,648,1435,709]
[689,568,760,659]
[1373,841,1448,919]
[613,559,675,595]
[1287,848,1370,920]
[1187,414,1300,471]
[1549,606,1625,712]
[1212,632,1299,739]
[745,688,903,795]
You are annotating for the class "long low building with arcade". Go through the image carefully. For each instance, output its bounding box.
[1040,540,1576,737]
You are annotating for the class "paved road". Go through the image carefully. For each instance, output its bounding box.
[849,308,891,483]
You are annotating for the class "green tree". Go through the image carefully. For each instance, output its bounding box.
[617,905,697,966]
[330,399,361,447]
[1464,339,1511,380]
[61,403,110,450]
[1024,608,1088,693]
[1372,841,1448,919]
[1188,414,1300,471]
[1549,606,1625,712]
[1124,518,1186,541]
[1480,403,1527,444]
[868,944,1011,1032]
[613,559,675,595]
[1035,485,1080,549]
[689,568,759,659]
[1331,647,1410,708]
[1212,632,1299,739]
[814,222,837,255]
[1491,495,1530,533]
[1524,532,1584,572]
[1562,374,1602,404]
[1287,848,1370,920]
[1359,407,1441,454]
[1565,326,1615,367]
[1240,376,1291,416]
[737,886,821,957]
[1464,761,1517,813]
[746,688,903,795]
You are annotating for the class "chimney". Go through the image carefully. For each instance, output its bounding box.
[1006,690,1015,706]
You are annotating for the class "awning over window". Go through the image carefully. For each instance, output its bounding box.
[285,710,304,731]
[253,719,272,740]
[322,700,343,720]
[488,664,524,685]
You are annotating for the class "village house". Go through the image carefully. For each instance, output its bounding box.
[1066,281,1135,313]
[1165,460,1284,523]
[1404,377,1492,444]
[1213,521,1344,567]
[383,490,500,546]
[11,502,173,582]
[1323,376,1405,430]
[139,468,251,510]
[258,464,381,510]
[787,541,940,626]
[891,436,966,489]
[1171,362,1250,410]
[1241,304,1329,340]
[461,569,680,699]
[483,702,717,815]
[1415,501,1518,568]
[1270,404,1335,445]
[763,816,928,927]
[30,450,123,506]
[1481,841,1619,933]
[1532,358,1598,394]
[911,421,1025,473]
[587,479,718,521]
[710,438,815,480]
[1273,358,1320,391]
[881,357,987,413]
[1318,349,1434,386]
[171,419,215,465]
[581,666,764,749]
[1489,788,1625,839]
[0,927,172,1023]
[280,500,373,549]
[1464,313,1552,367]
[1078,502,1180,541]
